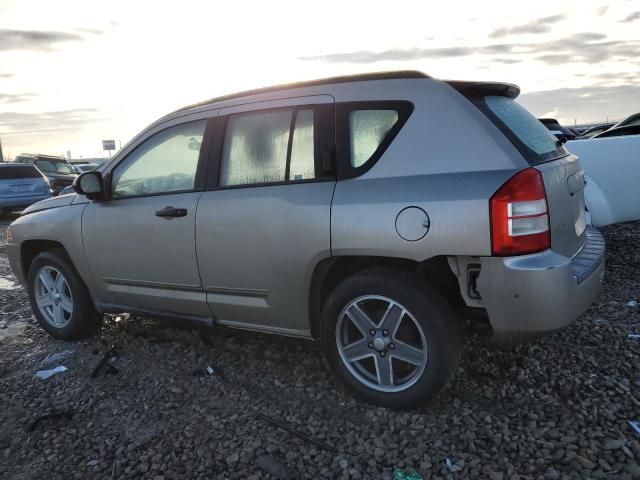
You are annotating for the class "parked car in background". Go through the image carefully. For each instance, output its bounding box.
[577,123,615,139]
[6,72,604,408]
[539,118,578,141]
[14,154,78,195]
[592,124,640,139]
[612,112,640,129]
[567,134,640,227]
[0,163,52,215]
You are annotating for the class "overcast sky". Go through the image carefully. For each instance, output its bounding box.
[1,0,639,159]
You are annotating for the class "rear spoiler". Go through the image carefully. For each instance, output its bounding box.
[445,81,520,99]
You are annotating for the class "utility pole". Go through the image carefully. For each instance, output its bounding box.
[0,136,4,163]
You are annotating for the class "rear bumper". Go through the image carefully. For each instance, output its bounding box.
[477,226,605,344]
[0,193,51,210]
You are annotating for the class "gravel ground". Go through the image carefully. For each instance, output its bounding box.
[0,215,639,480]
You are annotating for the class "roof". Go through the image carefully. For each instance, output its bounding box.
[174,70,430,113]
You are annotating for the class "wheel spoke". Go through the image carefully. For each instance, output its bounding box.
[36,293,53,308]
[346,304,376,336]
[38,271,54,291]
[391,340,425,366]
[53,305,64,326]
[374,354,393,386]
[53,272,65,291]
[378,303,404,334]
[341,339,373,363]
[59,295,73,314]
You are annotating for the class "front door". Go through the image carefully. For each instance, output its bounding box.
[82,118,212,316]
[196,98,335,336]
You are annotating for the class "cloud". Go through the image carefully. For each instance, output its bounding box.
[519,85,640,124]
[597,6,608,16]
[299,32,638,67]
[0,29,84,52]
[298,46,473,64]
[490,14,566,38]
[0,108,101,136]
[0,73,14,79]
[0,93,35,104]
[621,11,640,22]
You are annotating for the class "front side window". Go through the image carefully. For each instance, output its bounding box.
[111,120,206,198]
[220,108,316,186]
[350,110,399,168]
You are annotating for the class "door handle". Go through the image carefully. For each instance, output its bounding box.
[155,206,188,218]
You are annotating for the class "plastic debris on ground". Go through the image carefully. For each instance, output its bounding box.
[393,468,424,480]
[38,349,74,367]
[34,365,68,380]
[445,457,463,472]
[630,420,640,436]
[0,320,7,329]
[627,300,638,307]
[628,334,640,339]
[256,413,338,453]
[90,345,119,378]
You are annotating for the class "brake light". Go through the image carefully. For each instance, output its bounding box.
[490,168,550,256]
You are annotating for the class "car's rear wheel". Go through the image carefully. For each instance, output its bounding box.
[321,268,461,409]
[27,249,102,339]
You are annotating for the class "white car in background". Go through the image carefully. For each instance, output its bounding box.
[567,135,640,227]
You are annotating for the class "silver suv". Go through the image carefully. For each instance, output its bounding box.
[7,72,605,408]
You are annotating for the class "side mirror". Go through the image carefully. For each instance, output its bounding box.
[73,171,105,200]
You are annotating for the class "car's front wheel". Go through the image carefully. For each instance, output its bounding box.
[27,249,102,339]
[321,268,461,409]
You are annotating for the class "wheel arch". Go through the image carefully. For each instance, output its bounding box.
[308,254,462,339]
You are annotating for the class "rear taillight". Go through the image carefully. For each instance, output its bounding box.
[490,168,550,256]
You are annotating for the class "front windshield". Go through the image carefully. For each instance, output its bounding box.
[35,159,76,175]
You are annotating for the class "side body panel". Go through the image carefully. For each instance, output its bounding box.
[331,80,527,260]
[6,204,96,292]
[567,136,640,227]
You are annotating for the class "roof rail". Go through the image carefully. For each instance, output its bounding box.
[174,71,430,113]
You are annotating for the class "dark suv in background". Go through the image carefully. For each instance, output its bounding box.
[14,154,78,195]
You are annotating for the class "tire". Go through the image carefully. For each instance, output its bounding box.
[26,249,102,339]
[321,267,461,409]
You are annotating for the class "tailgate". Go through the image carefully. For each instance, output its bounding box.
[0,179,48,197]
[536,155,587,257]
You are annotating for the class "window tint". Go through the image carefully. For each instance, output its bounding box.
[289,109,315,181]
[111,120,206,198]
[350,110,398,167]
[0,165,41,179]
[220,108,318,186]
[482,96,564,164]
[221,110,291,186]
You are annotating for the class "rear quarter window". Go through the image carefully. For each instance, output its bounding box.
[477,95,568,165]
[0,165,42,179]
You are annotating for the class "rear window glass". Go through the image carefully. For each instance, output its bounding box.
[481,95,567,165]
[0,165,41,179]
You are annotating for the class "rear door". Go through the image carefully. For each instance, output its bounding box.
[196,96,335,336]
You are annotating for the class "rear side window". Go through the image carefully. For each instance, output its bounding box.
[336,101,414,178]
[479,96,567,165]
[0,165,41,179]
[350,110,399,168]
